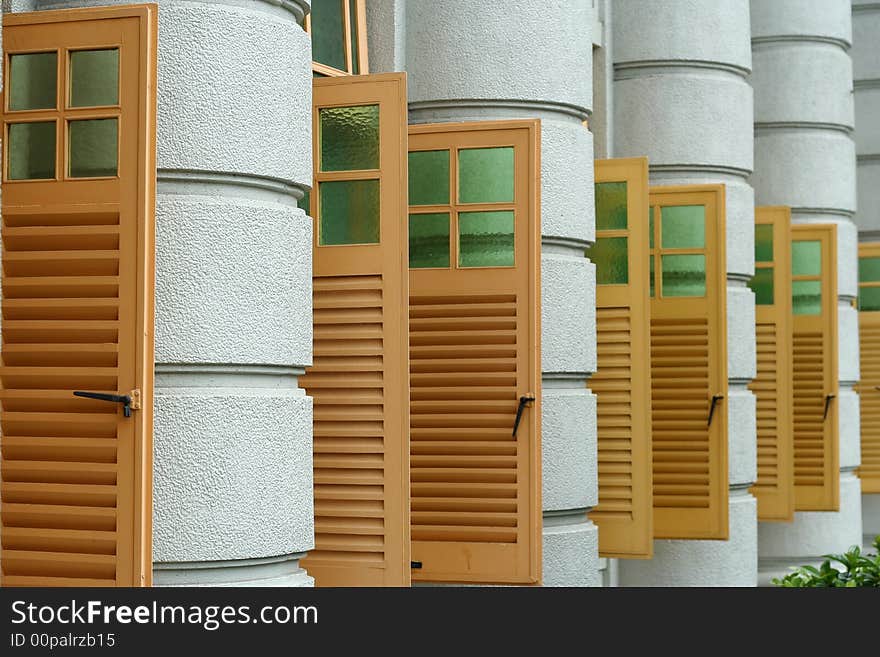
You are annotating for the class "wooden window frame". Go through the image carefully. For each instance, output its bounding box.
[305,0,369,77]
[591,157,653,559]
[407,120,542,584]
[790,224,839,511]
[749,206,794,522]
[649,184,728,540]
[855,242,880,493]
[1,4,157,587]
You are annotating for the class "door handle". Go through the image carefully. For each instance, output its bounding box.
[73,391,133,417]
[512,395,536,437]
[707,394,724,427]
[823,394,836,420]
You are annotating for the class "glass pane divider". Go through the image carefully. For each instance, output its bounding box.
[858,282,880,288]
[315,170,381,182]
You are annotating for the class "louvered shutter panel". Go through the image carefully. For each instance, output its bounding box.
[0,6,157,586]
[748,207,794,521]
[857,242,880,493]
[300,74,410,586]
[649,185,728,539]
[790,224,839,510]
[407,121,541,583]
[589,158,652,558]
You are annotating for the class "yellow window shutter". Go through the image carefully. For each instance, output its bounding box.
[790,224,839,511]
[1,6,157,586]
[748,207,795,521]
[649,185,728,540]
[407,120,541,584]
[589,157,653,558]
[300,74,411,586]
[856,243,880,493]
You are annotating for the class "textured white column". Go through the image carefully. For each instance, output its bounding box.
[853,0,880,551]
[751,0,862,585]
[32,0,316,586]
[612,0,758,587]
[369,0,599,586]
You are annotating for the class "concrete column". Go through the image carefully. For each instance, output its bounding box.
[33,0,316,586]
[751,0,862,584]
[853,0,880,550]
[370,0,598,586]
[612,0,758,587]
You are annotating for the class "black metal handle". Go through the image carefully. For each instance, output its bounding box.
[512,395,536,437]
[73,391,132,417]
[707,394,724,427]
[823,394,836,420]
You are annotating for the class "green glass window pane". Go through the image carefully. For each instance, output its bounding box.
[320,105,379,171]
[859,286,880,312]
[458,211,514,267]
[588,237,628,285]
[9,52,57,111]
[409,213,450,269]
[649,208,655,249]
[595,181,627,230]
[749,267,774,305]
[8,121,56,180]
[792,280,821,315]
[649,255,655,297]
[349,0,360,74]
[458,147,514,204]
[792,240,821,276]
[755,224,774,263]
[70,49,119,108]
[311,0,346,71]
[69,118,118,178]
[661,254,706,297]
[409,150,449,205]
[859,257,880,283]
[297,189,311,215]
[319,179,379,245]
[661,205,705,249]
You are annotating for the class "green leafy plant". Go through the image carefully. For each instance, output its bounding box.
[772,536,880,587]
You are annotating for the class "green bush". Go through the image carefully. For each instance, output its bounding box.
[772,536,880,587]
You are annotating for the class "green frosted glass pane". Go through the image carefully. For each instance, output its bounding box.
[595,182,627,230]
[319,179,379,245]
[459,211,514,267]
[349,0,359,74]
[649,209,655,249]
[661,205,705,249]
[661,254,706,297]
[588,237,628,285]
[859,257,880,283]
[792,280,821,315]
[8,122,56,180]
[9,52,57,111]
[649,255,655,297]
[409,213,450,269]
[409,150,449,205]
[792,240,821,276]
[859,286,880,312]
[298,189,311,215]
[312,0,346,71]
[749,267,774,305]
[70,49,119,107]
[69,118,117,178]
[755,224,774,263]
[320,105,379,171]
[458,147,514,204]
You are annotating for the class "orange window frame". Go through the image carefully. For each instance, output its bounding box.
[305,0,369,77]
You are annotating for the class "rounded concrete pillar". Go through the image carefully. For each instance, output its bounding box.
[396,0,598,586]
[612,0,758,587]
[36,0,316,586]
[853,0,880,543]
[751,0,862,584]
